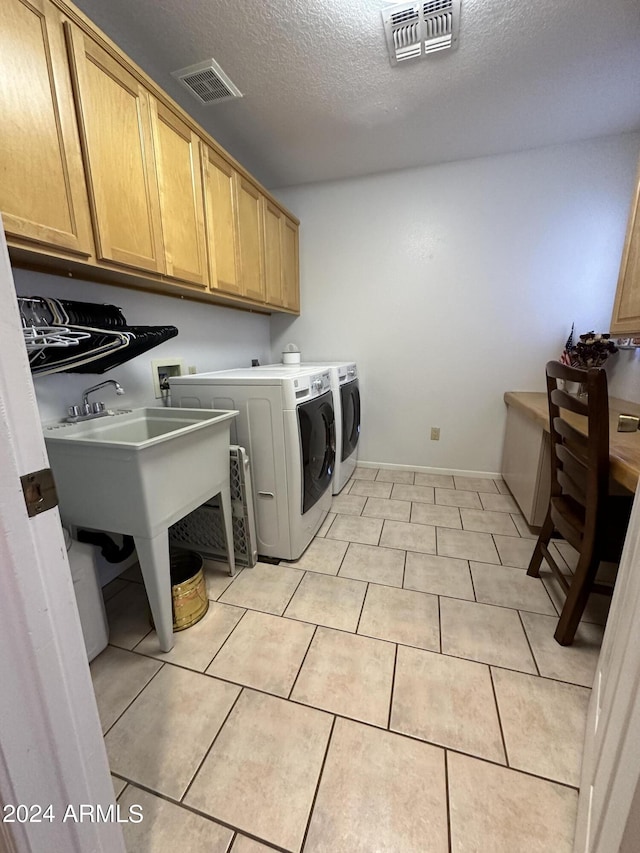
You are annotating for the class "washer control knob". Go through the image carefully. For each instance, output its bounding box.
[313,378,323,390]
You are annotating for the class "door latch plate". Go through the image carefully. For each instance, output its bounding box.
[20,468,58,518]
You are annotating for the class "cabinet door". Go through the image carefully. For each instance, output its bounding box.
[263,199,284,307]
[66,25,164,274]
[501,405,550,526]
[236,177,265,303]
[282,215,300,313]
[611,160,640,335]
[202,146,241,296]
[0,0,92,255]
[150,100,208,288]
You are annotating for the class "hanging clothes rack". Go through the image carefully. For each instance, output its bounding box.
[18,297,179,376]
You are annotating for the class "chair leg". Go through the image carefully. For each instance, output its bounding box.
[554,551,600,646]
[527,511,554,578]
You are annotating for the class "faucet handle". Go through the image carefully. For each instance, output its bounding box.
[68,405,81,418]
[92,401,106,414]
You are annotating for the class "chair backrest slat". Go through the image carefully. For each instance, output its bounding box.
[553,418,589,458]
[550,387,589,417]
[545,360,610,539]
[557,466,587,508]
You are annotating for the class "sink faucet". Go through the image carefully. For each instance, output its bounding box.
[82,379,125,408]
[67,379,125,422]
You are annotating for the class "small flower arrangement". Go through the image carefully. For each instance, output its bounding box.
[561,326,618,369]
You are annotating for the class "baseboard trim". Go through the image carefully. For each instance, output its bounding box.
[357,460,502,480]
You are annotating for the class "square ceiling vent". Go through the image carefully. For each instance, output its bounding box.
[382,0,461,66]
[171,58,243,105]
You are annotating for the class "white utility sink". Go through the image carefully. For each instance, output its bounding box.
[45,407,238,653]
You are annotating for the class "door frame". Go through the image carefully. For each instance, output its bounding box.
[0,220,125,852]
[574,482,640,852]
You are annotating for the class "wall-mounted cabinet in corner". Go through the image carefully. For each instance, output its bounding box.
[263,199,300,312]
[282,215,300,313]
[0,0,93,257]
[611,157,640,336]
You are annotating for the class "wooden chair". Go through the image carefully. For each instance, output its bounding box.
[527,360,633,645]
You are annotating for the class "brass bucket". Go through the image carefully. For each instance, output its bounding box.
[151,550,209,632]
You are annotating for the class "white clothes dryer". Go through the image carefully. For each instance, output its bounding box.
[254,361,360,494]
[169,366,335,560]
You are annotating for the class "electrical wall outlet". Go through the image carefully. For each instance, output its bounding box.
[188,365,197,375]
[430,426,440,441]
[151,358,185,398]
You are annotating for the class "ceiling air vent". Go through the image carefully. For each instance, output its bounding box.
[171,59,243,105]
[382,0,461,66]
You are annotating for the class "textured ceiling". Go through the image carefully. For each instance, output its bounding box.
[71,0,640,189]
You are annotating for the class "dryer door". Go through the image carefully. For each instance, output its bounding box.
[298,390,335,513]
[340,378,360,462]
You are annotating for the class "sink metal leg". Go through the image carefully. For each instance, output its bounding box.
[220,487,236,577]
[134,530,174,653]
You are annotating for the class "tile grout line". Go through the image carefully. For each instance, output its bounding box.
[444,750,452,853]
[180,686,245,804]
[437,595,443,654]
[287,624,319,700]
[280,567,310,620]
[401,548,407,589]
[203,606,250,672]
[101,661,166,738]
[335,540,350,576]
[298,715,337,853]
[112,772,290,853]
[467,559,477,602]
[517,609,541,677]
[386,644,398,730]
[488,666,510,768]
[354,582,369,635]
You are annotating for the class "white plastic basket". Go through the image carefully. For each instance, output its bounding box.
[169,446,257,567]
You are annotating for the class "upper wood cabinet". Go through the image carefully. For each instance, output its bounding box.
[236,177,265,303]
[202,145,242,296]
[150,100,208,288]
[2,0,299,312]
[611,159,640,336]
[263,201,300,312]
[66,24,165,275]
[282,215,300,313]
[0,0,92,256]
[263,199,284,308]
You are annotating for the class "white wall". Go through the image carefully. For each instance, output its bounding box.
[271,133,640,474]
[13,270,271,423]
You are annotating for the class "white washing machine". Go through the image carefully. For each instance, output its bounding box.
[255,362,360,494]
[169,367,335,560]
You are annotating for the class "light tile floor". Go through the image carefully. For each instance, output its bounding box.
[95,467,605,852]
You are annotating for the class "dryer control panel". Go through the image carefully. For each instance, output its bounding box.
[337,363,357,384]
[290,370,331,404]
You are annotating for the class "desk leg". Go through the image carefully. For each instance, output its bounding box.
[134,530,174,653]
[220,488,236,577]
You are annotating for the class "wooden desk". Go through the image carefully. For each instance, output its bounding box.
[504,392,640,493]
